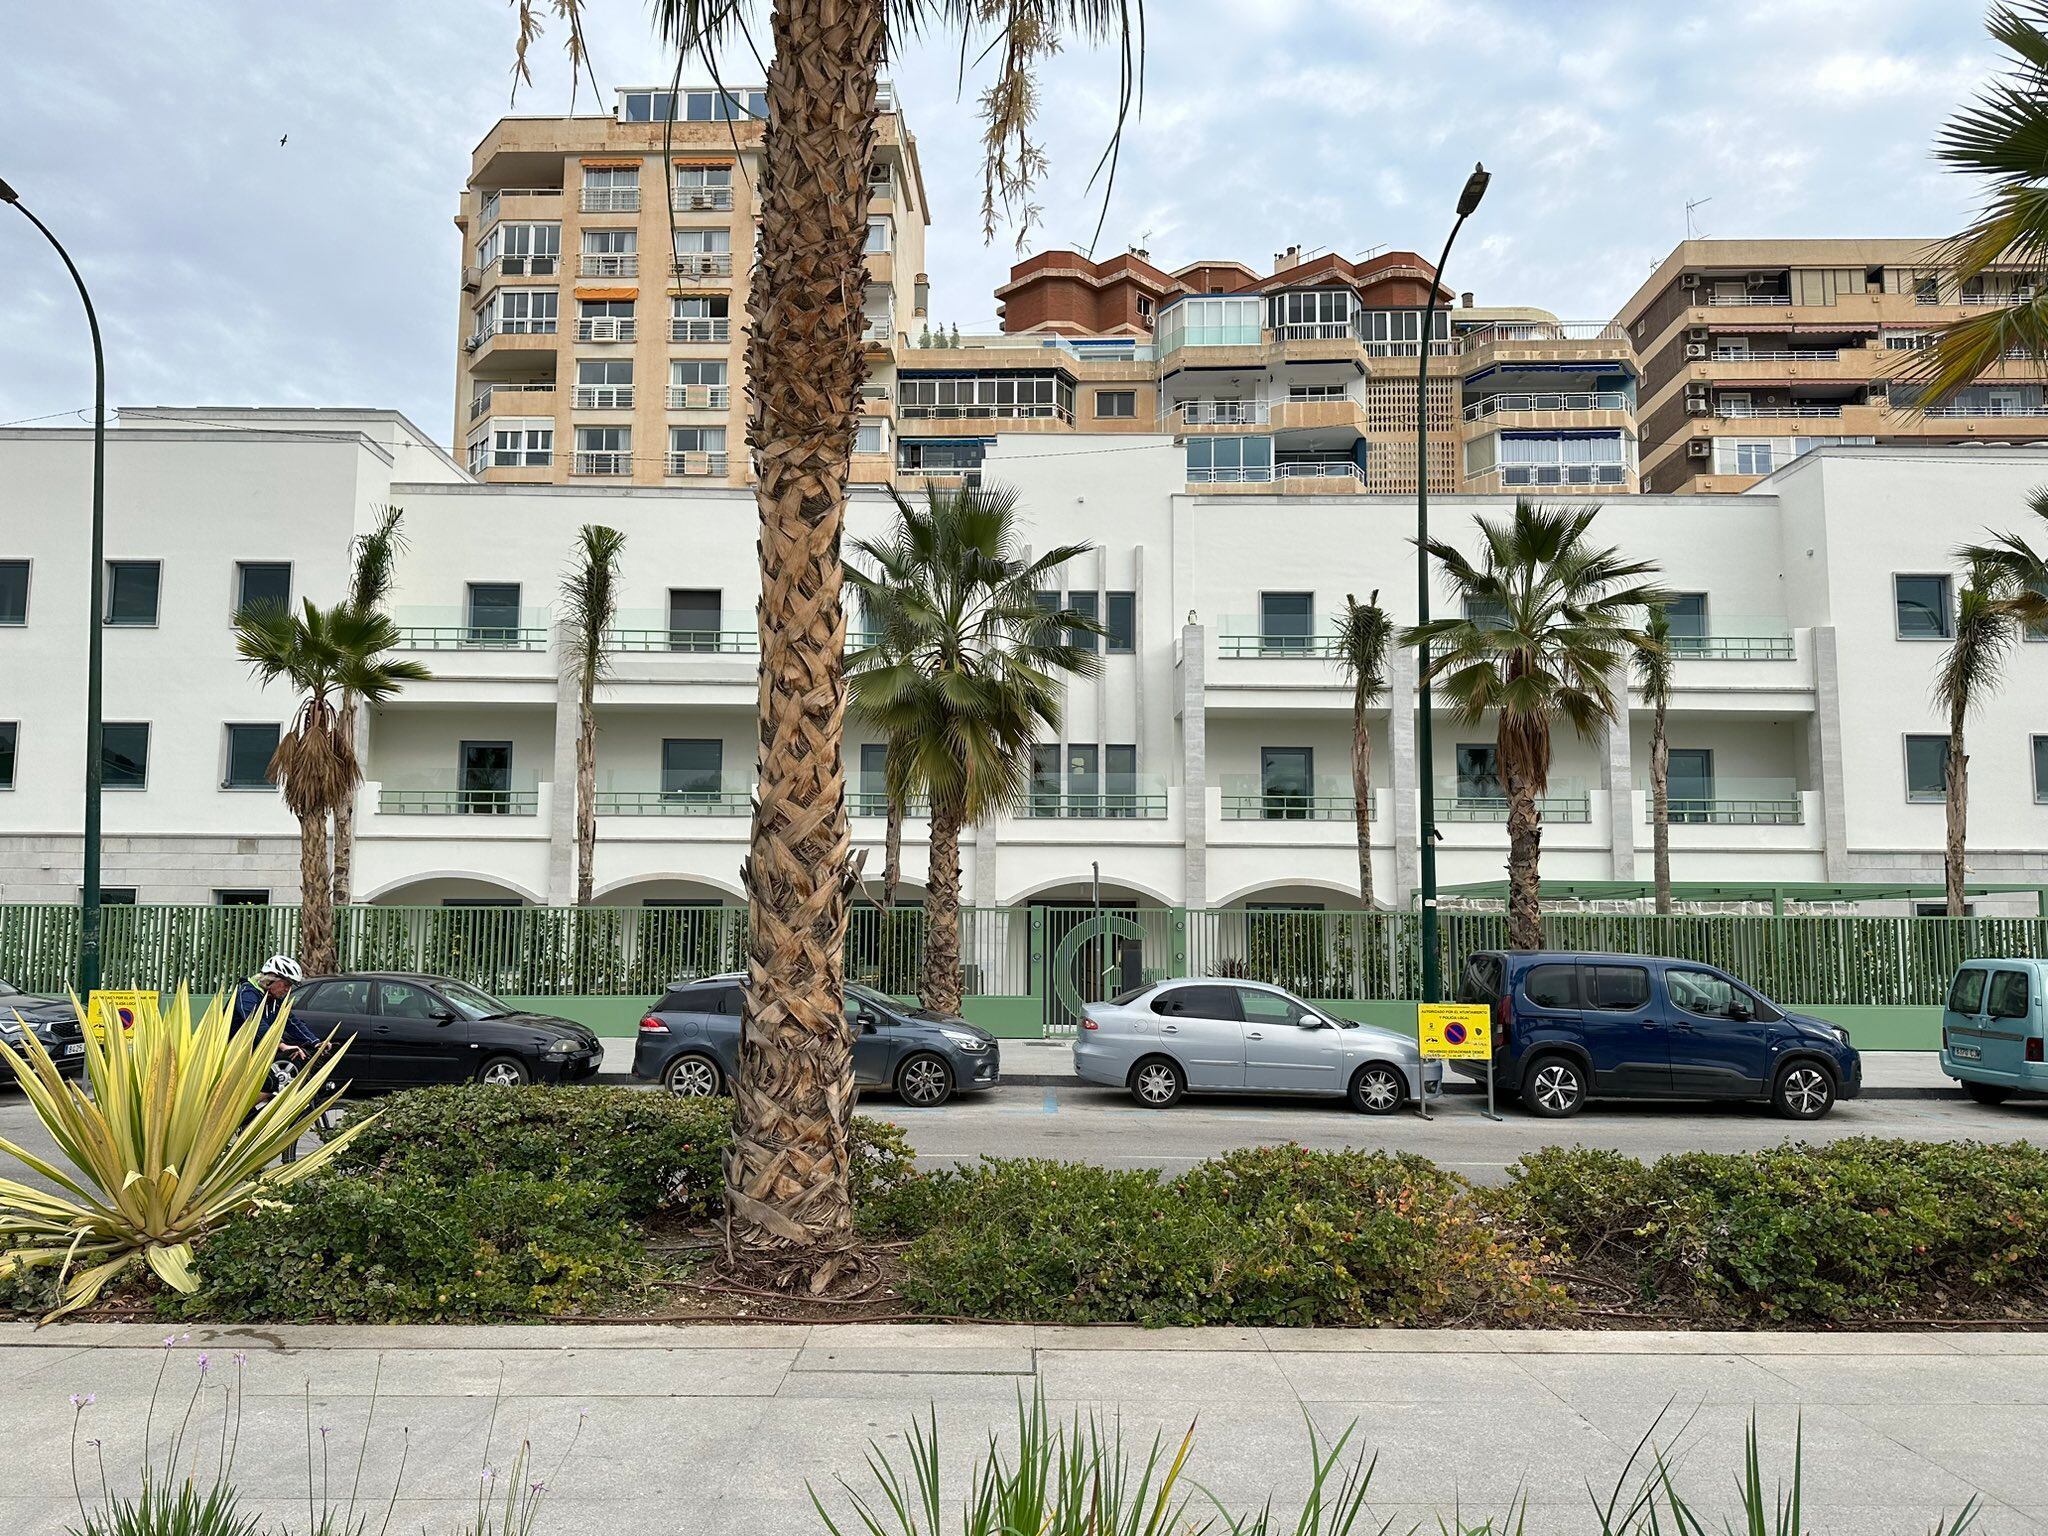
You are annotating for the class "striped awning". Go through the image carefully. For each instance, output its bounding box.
[575,286,639,301]
[579,157,642,169]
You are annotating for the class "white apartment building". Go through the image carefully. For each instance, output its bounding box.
[2,408,2045,915]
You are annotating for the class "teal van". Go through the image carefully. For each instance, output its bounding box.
[1940,960,2048,1104]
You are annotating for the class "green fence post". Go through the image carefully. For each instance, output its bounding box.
[1028,908,1047,1036]
[1170,907,1188,976]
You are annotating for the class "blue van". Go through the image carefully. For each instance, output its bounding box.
[1940,959,2047,1105]
[1453,950,1863,1119]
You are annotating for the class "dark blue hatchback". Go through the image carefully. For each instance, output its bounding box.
[1452,950,1862,1119]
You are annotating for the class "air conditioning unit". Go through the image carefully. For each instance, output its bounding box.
[1684,343,1708,359]
[464,336,483,353]
[1684,391,1710,414]
[1681,273,1702,290]
[1687,439,1712,459]
[462,272,480,294]
[1686,326,1709,343]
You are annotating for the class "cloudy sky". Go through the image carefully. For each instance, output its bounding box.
[0,1,2006,447]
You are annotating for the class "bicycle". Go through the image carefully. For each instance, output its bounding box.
[267,1052,351,1165]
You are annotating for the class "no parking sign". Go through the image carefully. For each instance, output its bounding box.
[1417,1002,1501,1121]
[85,990,160,1042]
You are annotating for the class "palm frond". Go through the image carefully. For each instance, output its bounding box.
[1332,591,1392,707]
[560,524,627,691]
[1933,562,2020,719]
[346,504,407,616]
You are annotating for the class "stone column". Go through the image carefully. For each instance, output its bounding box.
[546,621,580,906]
[1179,621,1207,907]
[1603,665,1637,882]
[1388,644,1420,905]
[1808,624,1850,881]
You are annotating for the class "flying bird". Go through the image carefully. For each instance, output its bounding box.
[278,135,288,147]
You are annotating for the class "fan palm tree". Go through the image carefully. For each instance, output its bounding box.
[235,602,430,975]
[1635,606,1676,915]
[1330,592,1392,907]
[330,504,408,910]
[1905,2,2048,406]
[1933,560,2022,917]
[1404,501,1668,951]
[848,484,1099,1015]
[561,525,627,907]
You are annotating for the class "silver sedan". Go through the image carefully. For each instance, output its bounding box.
[1072,978,1441,1112]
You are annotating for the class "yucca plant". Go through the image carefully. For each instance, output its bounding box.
[0,987,372,1319]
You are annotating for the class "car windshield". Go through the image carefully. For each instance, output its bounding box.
[846,983,898,1018]
[435,980,512,1020]
[0,980,27,1001]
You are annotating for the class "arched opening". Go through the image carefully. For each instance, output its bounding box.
[364,874,539,907]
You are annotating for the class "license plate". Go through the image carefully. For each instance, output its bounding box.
[63,1043,84,1057]
[1952,1044,1982,1062]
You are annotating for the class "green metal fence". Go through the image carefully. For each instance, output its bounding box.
[3,902,2044,1018]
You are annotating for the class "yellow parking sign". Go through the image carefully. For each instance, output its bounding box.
[1418,1002,1492,1061]
[86,990,161,1042]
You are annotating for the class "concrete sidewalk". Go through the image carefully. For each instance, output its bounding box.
[10,1322,2044,1534]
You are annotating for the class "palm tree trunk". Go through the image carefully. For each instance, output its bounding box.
[1946,710,1970,917]
[330,697,358,908]
[1503,761,1544,951]
[921,802,964,1015]
[575,692,597,906]
[1650,700,1671,915]
[725,0,883,1289]
[298,809,335,976]
[1350,712,1374,907]
[882,791,903,906]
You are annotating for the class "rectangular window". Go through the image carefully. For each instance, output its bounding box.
[1260,591,1313,649]
[106,561,161,627]
[1066,590,1099,652]
[1030,744,1062,815]
[484,419,553,468]
[662,738,723,802]
[575,426,632,474]
[860,742,889,806]
[1949,968,1988,1014]
[1735,441,1773,476]
[1668,747,1714,823]
[459,741,514,814]
[0,721,14,789]
[1584,964,1651,1012]
[2034,735,2048,803]
[1184,434,1273,481]
[214,889,271,906]
[1895,574,1953,640]
[491,288,559,334]
[668,589,721,652]
[1989,969,2034,1020]
[1456,744,1501,800]
[222,724,279,789]
[1095,390,1136,419]
[1105,743,1138,818]
[0,560,26,624]
[1031,590,1060,639]
[1665,592,1708,650]
[234,561,291,620]
[98,887,137,905]
[865,217,890,254]
[103,722,150,790]
[1105,591,1135,653]
[1905,734,1949,802]
[466,582,522,643]
[1260,746,1312,821]
[853,421,885,456]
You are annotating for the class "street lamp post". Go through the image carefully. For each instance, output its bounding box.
[1,178,108,997]
[1415,162,1490,1005]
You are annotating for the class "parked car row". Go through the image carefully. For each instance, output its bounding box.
[4,954,2042,1122]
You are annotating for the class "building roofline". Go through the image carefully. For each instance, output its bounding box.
[116,406,466,477]
[2,422,399,467]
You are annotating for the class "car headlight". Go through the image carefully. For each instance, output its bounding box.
[544,1038,575,1056]
[940,1028,987,1052]
[1832,1026,1852,1047]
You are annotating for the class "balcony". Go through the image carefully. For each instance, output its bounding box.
[1463,391,1630,421]
[1219,774,1358,822]
[573,450,634,476]
[476,188,562,228]
[1922,401,2048,419]
[579,252,639,278]
[1711,349,1839,362]
[377,783,541,816]
[576,317,636,344]
[606,617,756,653]
[1716,402,1843,419]
[1645,779,1805,826]
[667,384,731,410]
[1436,779,1592,823]
[671,253,734,280]
[1491,463,1629,489]
[670,317,732,344]
[468,383,556,421]
[1276,460,1365,488]
[666,450,730,477]
[572,384,634,410]
[466,318,558,356]
[1703,293,1791,307]
[862,319,896,346]
[581,186,641,214]
[392,606,550,651]
[1019,779,1170,820]
[1959,291,2036,307]
[1217,621,1341,658]
[1170,399,1268,427]
[596,784,753,817]
[1667,621,1795,661]
[672,186,735,212]
[1274,322,1358,343]
[1460,321,1628,349]
[898,402,1072,424]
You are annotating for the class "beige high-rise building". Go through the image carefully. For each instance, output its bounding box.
[1619,238,2048,493]
[455,83,928,488]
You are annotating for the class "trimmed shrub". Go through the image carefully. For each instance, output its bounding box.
[880,1145,1561,1328]
[166,1172,642,1322]
[1501,1138,2048,1323]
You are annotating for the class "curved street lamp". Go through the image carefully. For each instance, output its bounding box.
[1414,162,1489,1004]
[1,177,109,996]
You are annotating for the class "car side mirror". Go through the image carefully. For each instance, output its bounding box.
[431,1008,458,1024]
[856,1012,880,1033]
[1298,1015,1326,1030]
[1729,1000,1754,1022]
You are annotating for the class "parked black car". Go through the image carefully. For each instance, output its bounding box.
[633,974,1000,1105]
[286,973,602,1090]
[0,979,88,1077]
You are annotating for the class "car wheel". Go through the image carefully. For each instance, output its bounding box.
[895,1052,954,1107]
[477,1054,530,1087]
[1129,1055,1184,1109]
[1348,1062,1406,1115]
[1523,1055,1586,1118]
[1964,1080,2016,1106]
[661,1053,723,1098]
[1772,1061,1836,1120]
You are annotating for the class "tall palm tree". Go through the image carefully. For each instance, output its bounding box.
[236,603,429,975]
[330,504,407,910]
[848,484,1099,1014]
[1404,501,1667,951]
[560,525,626,907]
[1635,605,1675,915]
[1933,560,2021,917]
[1907,2,2048,406]
[1330,592,1391,907]
[1961,488,2048,633]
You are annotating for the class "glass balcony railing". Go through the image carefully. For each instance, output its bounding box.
[392,606,550,651]
[1435,777,1591,823]
[1462,391,1631,421]
[1663,620,1795,660]
[1217,617,1340,657]
[605,610,757,653]
[378,779,541,816]
[596,781,754,816]
[850,790,929,818]
[1019,778,1169,820]
[1219,774,1359,822]
[1645,778,1804,826]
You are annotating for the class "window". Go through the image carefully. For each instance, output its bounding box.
[0,560,26,624]
[1260,591,1313,648]
[897,372,1075,421]
[1905,734,1949,802]
[222,724,279,790]
[466,583,522,642]
[234,562,290,620]
[1031,590,1060,635]
[1136,295,1154,320]
[476,221,559,276]
[1734,441,1773,476]
[1066,590,1099,652]
[575,426,632,474]
[1583,965,1651,1012]
[1290,383,1346,401]
[670,294,731,340]
[1260,745,1311,821]
[859,743,889,811]
[1988,969,2033,1020]
[214,889,270,906]
[1149,985,1241,1020]
[1064,744,1100,814]
[668,426,727,474]
[580,164,640,211]
[2036,736,2048,803]
[865,217,890,254]
[1105,591,1135,653]
[1465,597,1510,631]
[668,589,721,652]
[0,721,13,789]
[1664,593,1708,651]
[459,741,514,814]
[1666,967,1777,1023]
[98,888,137,905]
[1456,954,1504,1005]
[297,978,373,1015]
[853,421,885,456]
[1030,743,1062,815]
[475,419,553,470]
[1106,743,1138,818]
[376,981,443,1020]
[1185,434,1273,482]
[106,561,161,626]
[662,738,724,802]
[574,358,634,409]
[1917,900,1975,918]
[669,357,727,388]
[486,288,558,335]
[1523,964,1580,1010]
[621,88,767,122]
[582,227,635,254]
[1239,987,1312,1025]
[1095,390,1136,419]
[1948,969,1988,1014]
[1456,744,1501,800]
[1273,288,1355,334]
[1894,574,1953,640]
[1155,296,1263,353]
[1668,748,1714,823]
[102,723,149,790]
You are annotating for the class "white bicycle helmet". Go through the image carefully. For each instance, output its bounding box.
[259,954,306,985]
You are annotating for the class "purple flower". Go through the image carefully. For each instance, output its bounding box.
[162,1336,176,1350]
[69,1393,94,1408]
[530,1481,545,1494]
[196,1353,210,1374]
[482,1468,495,1486]
[232,1351,247,1367]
